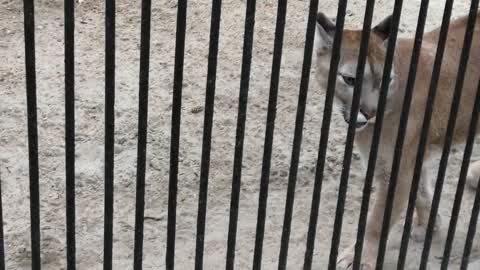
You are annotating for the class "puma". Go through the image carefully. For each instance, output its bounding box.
[314,11,480,269]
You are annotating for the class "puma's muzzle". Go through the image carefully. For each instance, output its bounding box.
[342,108,376,131]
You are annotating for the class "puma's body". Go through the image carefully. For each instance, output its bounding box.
[314,12,480,269]
[377,14,480,147]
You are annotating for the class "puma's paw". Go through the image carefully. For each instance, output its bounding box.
[467,166,480,190]
[411,215,442,242]
[337,247,374,270]
[337,250,354,269]
[411,222,427,242]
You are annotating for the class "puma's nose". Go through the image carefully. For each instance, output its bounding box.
[360,108,376,120]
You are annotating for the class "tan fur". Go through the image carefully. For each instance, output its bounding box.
[315,12,480,269]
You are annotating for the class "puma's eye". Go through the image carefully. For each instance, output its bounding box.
[341,75,356,86]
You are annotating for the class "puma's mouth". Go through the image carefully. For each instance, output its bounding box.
[344,118,368,130]
[343,111,369,131]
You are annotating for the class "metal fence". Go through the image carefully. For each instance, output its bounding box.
[14,0,480,269]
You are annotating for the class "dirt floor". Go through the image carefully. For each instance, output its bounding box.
[1,0,480,269]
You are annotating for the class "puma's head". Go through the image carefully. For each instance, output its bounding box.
[314,12,398,131]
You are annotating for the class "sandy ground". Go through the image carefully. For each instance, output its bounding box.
[1,0,480,269]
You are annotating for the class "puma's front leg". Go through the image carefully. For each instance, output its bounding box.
[337,163,412,270]
[337,182,386,270]
[467,160,480,189]
[412,166,443,242]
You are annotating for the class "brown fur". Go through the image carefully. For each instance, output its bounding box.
[315,12,480,269]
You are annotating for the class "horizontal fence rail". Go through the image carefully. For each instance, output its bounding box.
[9,0,480,269]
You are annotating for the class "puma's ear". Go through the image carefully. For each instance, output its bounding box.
[315,12,336,52]
[373,15,393,40]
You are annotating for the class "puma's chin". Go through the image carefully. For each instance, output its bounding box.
[355,121,369,131]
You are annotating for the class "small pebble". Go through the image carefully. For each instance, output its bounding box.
[190,106,203,114]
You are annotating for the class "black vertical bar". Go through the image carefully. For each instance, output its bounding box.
[352,1,403,269]
[419,2,479,269]
[441,78,480,269]
[247,0,287,269]
[104,0,115,268]
[133,0,152,268]
[327,0,377,268]
[0,173,5,270]
[194,0,222,269]
[460,174,480,270]
[22,0,41,268]
[275,0,317,268]
[65,0,76,268]
[302,2,348,269]
[395,1,454,268]
[224,0,257,268]
[166,0,188,268]
[374,1,433,270]
[388,2,427,270]
[248,0,288,267]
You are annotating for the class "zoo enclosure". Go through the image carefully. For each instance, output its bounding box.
[12,0,480,269]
